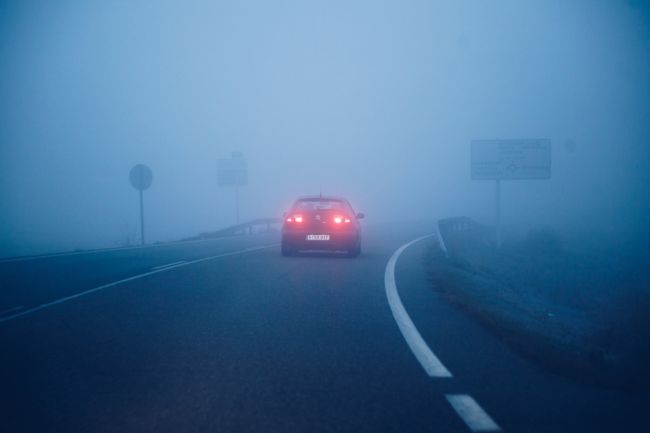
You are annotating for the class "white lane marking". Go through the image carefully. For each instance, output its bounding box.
[0,305,24,316]
[0,234,259,264]
[0,244,277,324]
[446,394,501,432]
[152,260,187,270]
[384,234,452,378]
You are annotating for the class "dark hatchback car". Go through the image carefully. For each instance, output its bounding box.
[281,196,364,257]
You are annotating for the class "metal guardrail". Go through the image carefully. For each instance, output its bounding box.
[438,217,477,234]
[0,218,284,262]
[437,217,491,256]
[193,217,283,240]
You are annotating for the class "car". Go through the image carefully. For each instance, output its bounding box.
[281,196,364,257]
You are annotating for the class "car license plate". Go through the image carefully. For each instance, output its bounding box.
[306,234,330,241]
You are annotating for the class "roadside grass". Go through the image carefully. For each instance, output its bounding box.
[427,226,650,390]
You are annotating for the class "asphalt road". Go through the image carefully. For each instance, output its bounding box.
[0,223,647,432]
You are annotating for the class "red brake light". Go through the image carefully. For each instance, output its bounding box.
[287,214,303,223]
[333,215,351,224]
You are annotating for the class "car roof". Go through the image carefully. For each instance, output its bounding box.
[296,195,347,202]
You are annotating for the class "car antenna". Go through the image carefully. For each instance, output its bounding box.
[319,185,322,198]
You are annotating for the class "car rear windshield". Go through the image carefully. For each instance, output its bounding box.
[294,199,348,212]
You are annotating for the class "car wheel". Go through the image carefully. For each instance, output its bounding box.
[347,243,361,258]
[281,243,294,257]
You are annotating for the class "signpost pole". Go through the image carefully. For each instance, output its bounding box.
[139,189,145,245]
[495,179,501,248]
[217,152,247,226]
[235,186,240,224]
[129,163,152,247]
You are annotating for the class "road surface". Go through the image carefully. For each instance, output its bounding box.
[0,223,646,432]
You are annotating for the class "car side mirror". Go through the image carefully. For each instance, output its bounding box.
[356,212,365,220]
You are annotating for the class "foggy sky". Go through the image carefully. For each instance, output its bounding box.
[1,0,649,257]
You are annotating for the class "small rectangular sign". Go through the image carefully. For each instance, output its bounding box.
[217,156,248,186]
[471,139,551,180]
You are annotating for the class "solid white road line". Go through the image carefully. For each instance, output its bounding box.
[0,305,24,317]
[446,394,501,432]
[152,260,187,270]
[384,234,452,378]
[0,244,277,324]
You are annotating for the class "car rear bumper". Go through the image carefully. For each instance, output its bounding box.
[282,231,359,251]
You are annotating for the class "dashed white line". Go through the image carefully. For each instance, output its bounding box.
[152,260,187,270]
[0,244,277,324]
[446,394,501,432]
[384,234,452,378]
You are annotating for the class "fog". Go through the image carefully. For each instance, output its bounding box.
[1,0,648,257]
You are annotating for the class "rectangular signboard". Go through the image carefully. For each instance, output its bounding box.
[471,139,551,180]
[217,156,248,186]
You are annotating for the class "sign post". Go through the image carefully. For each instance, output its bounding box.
[129,164,153,245]
[471,139,551,247]
[217,152,248,224]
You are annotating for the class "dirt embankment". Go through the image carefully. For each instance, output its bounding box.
[428,222,650,391]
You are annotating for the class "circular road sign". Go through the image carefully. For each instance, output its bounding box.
[129,164,153,191]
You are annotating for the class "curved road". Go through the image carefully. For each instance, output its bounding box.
[0,223,646,432]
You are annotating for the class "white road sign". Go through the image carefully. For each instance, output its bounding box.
[471,139,551,180]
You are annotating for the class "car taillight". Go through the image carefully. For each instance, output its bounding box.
[286,214,303,223]
[333,215,351,224]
